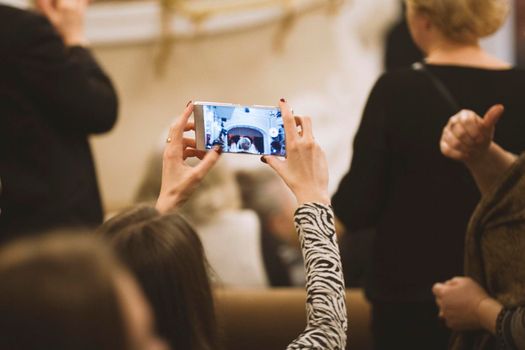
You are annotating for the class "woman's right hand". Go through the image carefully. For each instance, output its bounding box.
[440,105,504,165]
[262,99,330,206]
[155,103,221,214]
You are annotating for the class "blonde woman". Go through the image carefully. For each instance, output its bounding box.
[332,0,525,349]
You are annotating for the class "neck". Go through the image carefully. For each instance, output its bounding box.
[425,40,510,69]
[426,40,481,62]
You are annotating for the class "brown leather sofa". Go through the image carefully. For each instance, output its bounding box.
[215,288,372,350]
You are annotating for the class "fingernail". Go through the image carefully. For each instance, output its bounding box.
[186,100,193,107]
[280,98,286,103]
[260,156,267,164]
[213,145,222,155]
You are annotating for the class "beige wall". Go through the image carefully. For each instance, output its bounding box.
[90,1,397,212]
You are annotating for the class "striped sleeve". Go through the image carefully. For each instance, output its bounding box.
[497,307,525,350]
[286,203,347,350]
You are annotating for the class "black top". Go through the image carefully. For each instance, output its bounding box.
[384,19,423,71]
[333,64,525,302]
[0,5,118,240]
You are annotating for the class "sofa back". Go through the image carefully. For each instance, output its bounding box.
[215,288,372,350]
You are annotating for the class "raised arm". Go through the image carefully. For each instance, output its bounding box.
[440,105,517,195]
[287,203,347,349]
[263,99,347,349]
[12,1,118,134]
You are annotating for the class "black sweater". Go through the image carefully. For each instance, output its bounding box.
[333,64,525,302]
[0,5,118,240]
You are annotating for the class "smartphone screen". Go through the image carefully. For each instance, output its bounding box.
[196,103,286,156]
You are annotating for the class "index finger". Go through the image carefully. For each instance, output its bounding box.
[170,103,194,144]
[279,99,296,143]
[193,147,221,178]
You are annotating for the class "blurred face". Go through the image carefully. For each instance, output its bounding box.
[115,272,170,350]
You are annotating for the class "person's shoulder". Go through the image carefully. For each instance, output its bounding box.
[0,5,50,31]
[215,210,260,233]
[380,65,424,83]
[370,65,425,94]
[0,5,56,52]
[490,67,525,93]
[0,3,28,18]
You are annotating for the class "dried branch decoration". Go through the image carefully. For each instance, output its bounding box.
[154,0,345,75]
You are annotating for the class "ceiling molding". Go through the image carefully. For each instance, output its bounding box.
[2,0,331,45]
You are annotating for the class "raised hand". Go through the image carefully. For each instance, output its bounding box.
[262,99,330,206]
[36,0,89,46]
[155,103,221,214]
[440,105,504,164]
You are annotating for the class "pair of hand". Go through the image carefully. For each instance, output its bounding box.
[36,0,89,46]
[155,100,330,214]
[440,105,504,165]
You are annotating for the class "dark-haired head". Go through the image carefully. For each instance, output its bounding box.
[98,205,218,350]
[0,233,168,350]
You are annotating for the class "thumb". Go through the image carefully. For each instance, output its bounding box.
[432,283,446,297]
[482,104,504,130]
[194,148,221,178]
[262,155,285,176]
[36,0,57,18]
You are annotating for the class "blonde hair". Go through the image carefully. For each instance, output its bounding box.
[405,0,509,43]
[135,152,241,226]
[177,158,241,225]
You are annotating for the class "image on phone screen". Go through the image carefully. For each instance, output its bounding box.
[202,104,286,156]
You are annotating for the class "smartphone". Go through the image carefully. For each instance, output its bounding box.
[194,101,286,156]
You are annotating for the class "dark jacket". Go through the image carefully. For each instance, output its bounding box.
[452,154,525,350]
[0,5,118,240]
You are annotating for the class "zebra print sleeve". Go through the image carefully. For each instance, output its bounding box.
[287,203,347,350]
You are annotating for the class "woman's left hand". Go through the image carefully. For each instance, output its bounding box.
[432,277,490,331]
[155,103,221,214]
[262,99,330,206]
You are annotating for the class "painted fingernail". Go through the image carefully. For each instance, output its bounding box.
[280,98,286,103]
[260,156,267,164]
[213,145,222,154]
[186,100,193,107]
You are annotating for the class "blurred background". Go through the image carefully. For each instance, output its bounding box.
[5,0,515,211]
[2,1,523,348]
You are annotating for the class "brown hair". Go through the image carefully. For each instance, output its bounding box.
[98,205,219,350]
[406,0,509,43]
[135,155,240,227]
[0,234,128,350]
